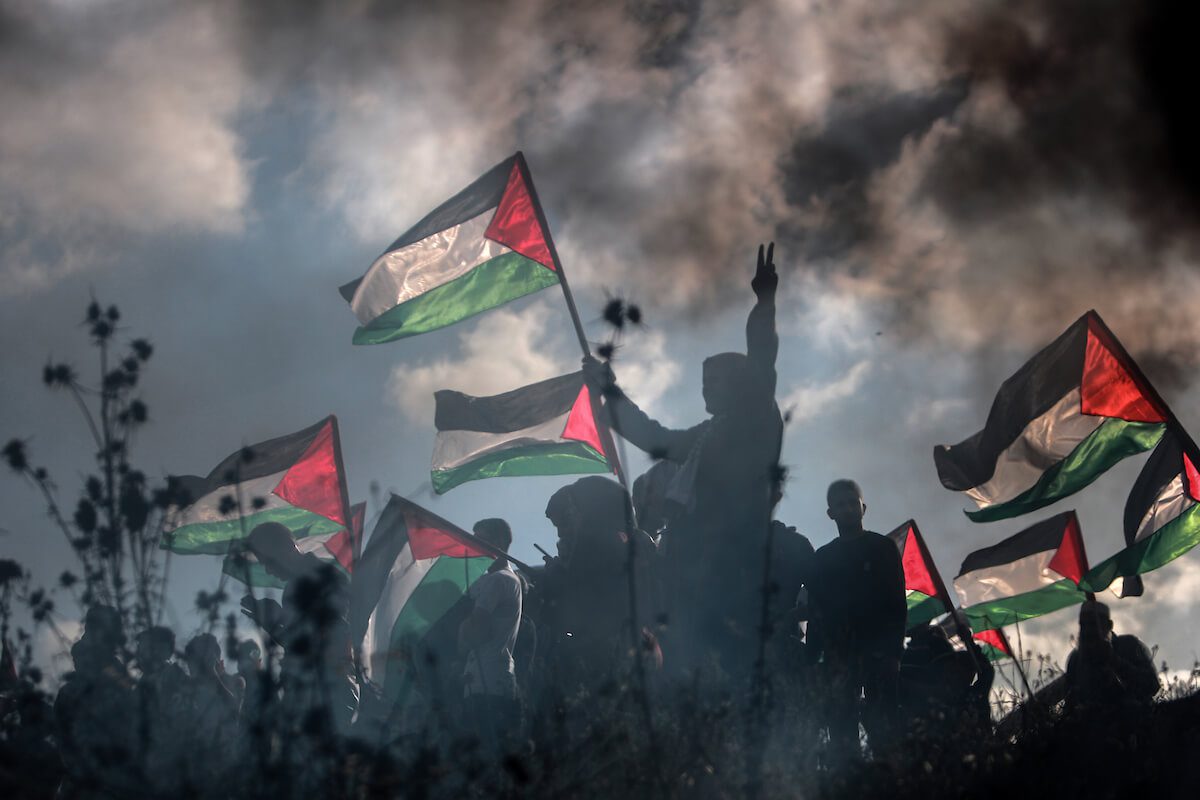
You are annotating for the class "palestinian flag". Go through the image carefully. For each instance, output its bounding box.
[938,615,1015,662]
[431,370,612,494]
[223,501,366,589]
[162,416,351,558]
[1083,431,1200,592]
[935,311,1167,522]
[349,495,495,694]
[887,520,947,631]
[340,153,560,345]
[954,510,1089,629]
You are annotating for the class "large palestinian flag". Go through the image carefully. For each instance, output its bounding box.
[887,520,947,631]
[340,153,560,345]
[162,416,351,558]
[1083,431,1200,592]
[935,311,1167,522]
[431,371,612,493]
[954,511,1089,628]
[224,501,365,589]
[349,495,496,695]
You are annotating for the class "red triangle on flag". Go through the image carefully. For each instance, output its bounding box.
[974,629,1012,658]
[902,525,940,597]
[1048,512,1089,585]
[1080,319,1166,423]
[484,161,555,270]
[561,384,606,457]
[272,418,347,527]
[406,510,493,560]
[1184,452,1200,504]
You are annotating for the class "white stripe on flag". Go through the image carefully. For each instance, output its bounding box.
[352,211,512,324]
[362,543,435,685]
[1134,473,1195,543]
[965,389,1102,508]
[163,470,290,533]
[431,410,571,471]
[954,549,1058,608]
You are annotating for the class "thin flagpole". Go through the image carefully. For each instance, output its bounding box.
[909,520,986,677]
[514,151,626,486]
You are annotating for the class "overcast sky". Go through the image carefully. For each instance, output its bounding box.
[4,0,1200,686]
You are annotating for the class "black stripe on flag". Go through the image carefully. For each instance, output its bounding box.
[935,314,1088,491]
[1123,431,1184,544]
[339,155,517,302]
[434,371,583,434]
[169,416,330,503]
[957,510,1074,576]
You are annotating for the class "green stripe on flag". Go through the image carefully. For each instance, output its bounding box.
[353,253,559,345]
[966,419,1165,522]
[905,592,945,630]
[431,441,609,494]
[383,554,492,694]
[962,578,1086,629]
[163,507,344,555]
[1082,503,1200,592]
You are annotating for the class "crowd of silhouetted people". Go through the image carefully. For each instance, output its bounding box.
[0,247,1186,798]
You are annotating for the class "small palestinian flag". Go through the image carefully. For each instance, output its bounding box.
[340,153,560,345]
[935,311,1167,522]
[938,615,1015,662]
[954,510,1089,629]
[887,520,947,631]
[349,495,495,695]
[1084,431,1200,593]
[162,416,351,558]
[223,501,366,588]
[431,371,612,494]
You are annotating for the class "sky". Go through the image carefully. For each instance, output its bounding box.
[3,0,1200,686]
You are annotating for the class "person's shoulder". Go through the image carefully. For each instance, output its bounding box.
[1112,633,1153,659]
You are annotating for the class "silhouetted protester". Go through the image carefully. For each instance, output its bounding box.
[806,480,906,761]
[900,623,993,738]
[457,518,524,750]
[533,476,655,693]
[132,626,187,789]
[173,634,241,795]
[1065,600,1159,717]
[242,521,357,732]
[54,631,136,798]
[234,639,267,714]
[632,460,681,540]
[764,519,816,669]
[583,245,782,674]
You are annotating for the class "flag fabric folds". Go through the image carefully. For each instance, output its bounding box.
[223,500,365,589]
[349,495,495,695]
[954,510,1089,628]
[431,370,612,494]
[887,520,947,631]
[1083,431,1200,592]
[163,416,351,558]
[935,311,1167,522]
[340,153,560,345]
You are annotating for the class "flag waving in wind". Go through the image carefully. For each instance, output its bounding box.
[935,311,1168,522]
[887,520,947,631]
[1084,430,1200,593]
[349,495,496,695]
[954,510,1090,629]
[163,416,351,559]
[431,371,613,493]
[340,153,560,345]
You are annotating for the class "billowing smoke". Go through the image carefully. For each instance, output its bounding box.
[5,0,1200,384]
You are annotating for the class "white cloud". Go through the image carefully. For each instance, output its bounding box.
[607,329,683,423]
[386,300,574,424]
[0,3,255,290]
[780,359,871,424]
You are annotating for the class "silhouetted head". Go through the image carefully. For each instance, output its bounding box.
[235,640,261,673]
[546,476,633,562]
[83,604,125,650]
[135,626,175,670]
[826,479,866,533]
[702,352,750,415]
[184,633,221,677]
[246,522,302,580]
[473,518,512,553]
[1079,600,1114,643]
